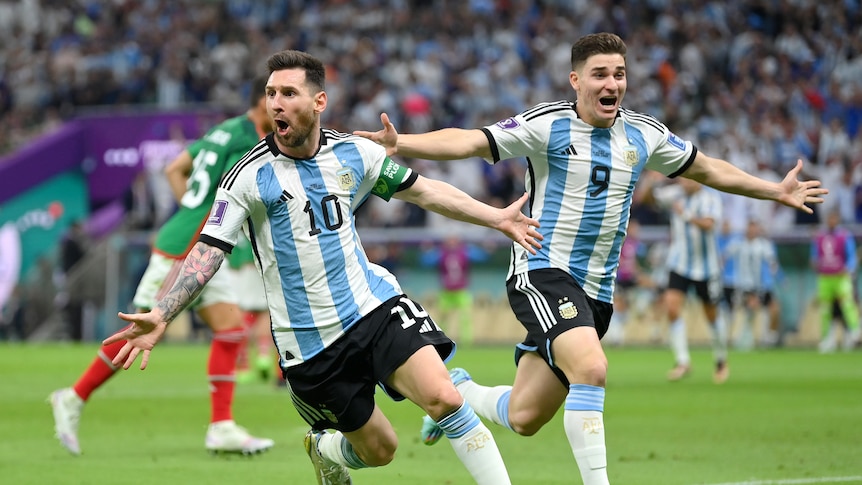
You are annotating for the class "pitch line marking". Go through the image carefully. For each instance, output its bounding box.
[700,476,862,485]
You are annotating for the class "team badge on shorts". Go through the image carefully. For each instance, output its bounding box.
[558,297,578,319]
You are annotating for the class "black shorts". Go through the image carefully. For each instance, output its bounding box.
[667,271,722,305]
[506,268,613,387]
[722,286,737,308]
[283,295,454,433]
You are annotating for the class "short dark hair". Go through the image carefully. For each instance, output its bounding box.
[248,74,268,107]
[571,33,627,71]
[266,50,326,92]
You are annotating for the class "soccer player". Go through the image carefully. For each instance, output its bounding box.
[229,233,277,384]
[725,220,781,350]
[811,209,860,352]
[655,178,730,383]
[50,76,275,456]
[102,50,544,485]
[355,32,827,484]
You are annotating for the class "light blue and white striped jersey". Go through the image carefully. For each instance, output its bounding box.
[482,102,696,303]
[726,236,778,292]
[200,130,416,367]
[665,186,723,281]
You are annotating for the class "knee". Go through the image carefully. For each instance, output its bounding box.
[508,405,554,436]
[577,355,608,388]
[424,384,464,421]
[356,435,398,467]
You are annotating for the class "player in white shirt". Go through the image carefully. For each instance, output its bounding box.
[652,178,730,383]
[357,32,827,484]
[102,50,546,485]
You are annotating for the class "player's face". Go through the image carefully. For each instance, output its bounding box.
[266,69,326,156]
[570,53,626,128]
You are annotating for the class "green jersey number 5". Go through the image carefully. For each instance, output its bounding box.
[182,150,219,208]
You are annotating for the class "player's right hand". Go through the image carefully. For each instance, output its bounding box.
[103,312,169,370]
[353,113,399,156]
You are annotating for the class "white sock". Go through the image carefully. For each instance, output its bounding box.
[709,314,728,362]
[438,402,511,485]
[564,384,609,485]
[456,379,514,430]
[316,431,368,469]
[669,318,690,366]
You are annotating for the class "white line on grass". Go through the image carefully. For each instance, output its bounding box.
[701,477,862,485]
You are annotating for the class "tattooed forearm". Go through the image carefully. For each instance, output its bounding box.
[154,242,225,323]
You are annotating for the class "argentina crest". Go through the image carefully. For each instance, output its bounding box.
[558,297,578,319]
[337,168,355,191]
[623,145,639,167]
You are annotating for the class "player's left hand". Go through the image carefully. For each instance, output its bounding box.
[103,311,169,370]
[497,192,543,254]
[780,159,828,214]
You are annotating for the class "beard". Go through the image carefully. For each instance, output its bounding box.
[274,109,316,149]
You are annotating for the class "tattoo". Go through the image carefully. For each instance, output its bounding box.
[155,242,224,323]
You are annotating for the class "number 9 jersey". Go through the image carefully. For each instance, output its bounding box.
[481,101,696,303]
[154,115,262,258]
[199,130,416,368]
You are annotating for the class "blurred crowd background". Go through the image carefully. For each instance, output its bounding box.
[1,0,862,344]
[2,0,861,227]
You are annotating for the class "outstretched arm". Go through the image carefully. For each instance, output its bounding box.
[354,113,492,160]
[103,241,226,370]
[394,175,542,254]
[682,154,827,213]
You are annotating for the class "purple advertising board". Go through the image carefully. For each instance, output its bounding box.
[0,109,224,207]
[82,110,224,207]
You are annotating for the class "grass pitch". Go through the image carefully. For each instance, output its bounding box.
[1,343,860,485]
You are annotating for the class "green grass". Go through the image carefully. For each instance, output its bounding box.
[2,343,861,485]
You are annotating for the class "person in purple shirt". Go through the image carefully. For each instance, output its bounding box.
[811,210,861,352]
[420,234,489,347]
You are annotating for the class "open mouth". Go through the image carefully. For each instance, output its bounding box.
[599,96,617,107]
[274,119,289,135]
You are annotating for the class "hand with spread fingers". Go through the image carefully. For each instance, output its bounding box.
[102,311,169,370]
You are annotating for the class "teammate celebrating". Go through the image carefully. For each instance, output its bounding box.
[357,32,827,484]
[50,76,274,456]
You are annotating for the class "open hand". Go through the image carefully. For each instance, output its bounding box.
[353,113,399,156]
[498,192,543,254]
[780,159,828,214]
[102,311,169,370]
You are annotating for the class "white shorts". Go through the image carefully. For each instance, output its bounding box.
[234,264,268,312]
[132,252,238,310]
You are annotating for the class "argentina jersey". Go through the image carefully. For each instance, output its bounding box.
[199,130,414,367]
[666,187,723,281]
[482,102,696,303]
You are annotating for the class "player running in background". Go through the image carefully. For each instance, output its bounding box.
[726,220,781,350]
[101,50,546,485]
[357,32,827,484]
[229,232,277,385]
[654,178,730,383]
[50,76,274,456]
[811,209,861,352]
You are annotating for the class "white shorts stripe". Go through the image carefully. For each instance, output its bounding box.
[515,273,556,332]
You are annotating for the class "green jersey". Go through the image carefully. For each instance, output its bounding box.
[154,115,260,258]
[226,233,256,269]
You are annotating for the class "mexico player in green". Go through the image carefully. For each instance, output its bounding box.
[50,76,275,456]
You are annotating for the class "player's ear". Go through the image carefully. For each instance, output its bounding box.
[569,71,579,92]
[314,90,327,114]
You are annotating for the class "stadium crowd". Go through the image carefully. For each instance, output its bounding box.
[1,0,861,228]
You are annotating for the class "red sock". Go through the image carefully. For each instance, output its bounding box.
[73,339,126,401]
[209,328,244,423]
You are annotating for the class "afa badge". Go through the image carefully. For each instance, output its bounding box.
[623,145,639,167]
[558,296,578,319]
[337,168,355,191]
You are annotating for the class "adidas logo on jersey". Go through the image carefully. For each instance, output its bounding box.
[279,190,293,202]
[562,144,577,156]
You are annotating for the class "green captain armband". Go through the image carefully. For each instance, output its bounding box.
[370,157,409,201]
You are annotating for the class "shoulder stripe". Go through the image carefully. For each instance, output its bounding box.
[221,142,270,190]
[524,105,574,122]
[322,128,351,139]
[620,108,664,134]
[521,100,571,119]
